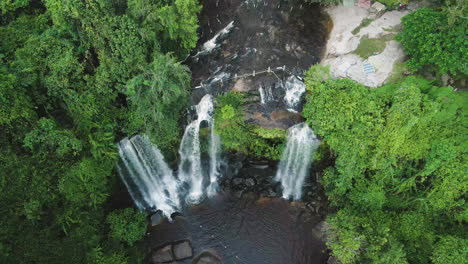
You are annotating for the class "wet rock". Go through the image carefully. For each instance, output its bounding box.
[232,178,245,186]
[243,95,261,104]
[245,178,256,187]
[192,251,222,264]
[244,109,304,129]
[261,188,277,198]
[152,245,173,263]
[233,190,244,199]
[151,211,165,227]
[232,78,253,93]
[312,221,331,242]
[173,240,193,260]
[327,256,339,264]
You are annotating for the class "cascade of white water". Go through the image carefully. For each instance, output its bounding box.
[283,76,306,112]
[259,85,275,104]
[117,135,181,217]
[177,94,218,203]
[207,122,221,197]
[117,95,222,215]
[275,123,320,200]
[193,21,235,58]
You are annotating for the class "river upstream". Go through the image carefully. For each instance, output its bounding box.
[132,0,331,263]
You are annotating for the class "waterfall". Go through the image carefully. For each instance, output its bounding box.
[177,94,217,203]
[207,122,221,197]
[194,21,235,58]
[283,76,306,112]
[117,95,222,216]
[117,135,181,217]
[275,123,320,200]
[259,85,274,104]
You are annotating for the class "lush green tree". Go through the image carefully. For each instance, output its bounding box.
[107,208,147,246]
[127,0,201,57]
[431,236,468,264]
[396,8,468,78]
[0,0,30,15]
[23,118,82,158]
[125,53,190,154]
[0,64,35,131]
[0,0,201,262]
[303,67,467,263]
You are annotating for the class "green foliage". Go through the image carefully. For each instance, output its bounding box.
[59,158,112,208]
[304,65,331,90]
[125,53,190,154]
[24,118,82,158]
[0,65,35,128]
[431,236,468,264]
[376,0,402,9]
[351,18,374,35]
[354,34,394,59]
[396,8,468,77]
[304,70,467,263]
[88,247,128,264]
[107,208,147,246]
[214,92,285,160]
[444,0,468,25]
[127,0,201,57]
[0,0,30,14]
[0,0,200,262]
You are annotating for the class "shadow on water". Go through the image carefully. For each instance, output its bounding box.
[146,192,328,264]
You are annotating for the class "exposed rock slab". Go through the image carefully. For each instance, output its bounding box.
[323,40,405,87]
[323,7,413,87]
[324,6,369,56]
[358,11,409,38]
[244,108,304,129]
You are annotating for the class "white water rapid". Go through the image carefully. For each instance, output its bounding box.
[117,135,181,216]
[117,95,221,216]
[275,123,320,200]
[177,94,220,203]
[283,76,306,112]
[259,85,274,104]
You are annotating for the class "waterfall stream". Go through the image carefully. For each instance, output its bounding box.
[275,123,320,200]
[117,135,181,216]
[177,94,218,203]
[283,76,306,112]
[117,95,221,216]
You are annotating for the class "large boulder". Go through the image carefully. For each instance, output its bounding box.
[152,245,174,263]
[244,108,304,129]
[173,240,193,261]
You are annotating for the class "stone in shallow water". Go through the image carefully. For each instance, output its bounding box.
[173,240,193,260]
[232,178,245,186]
[192,251,222,264]
[151,211,165,227]
[152,245,173,263]
[245,178,256,187]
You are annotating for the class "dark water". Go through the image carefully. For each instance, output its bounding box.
[146,192,327,264]
[188,0,329,104]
